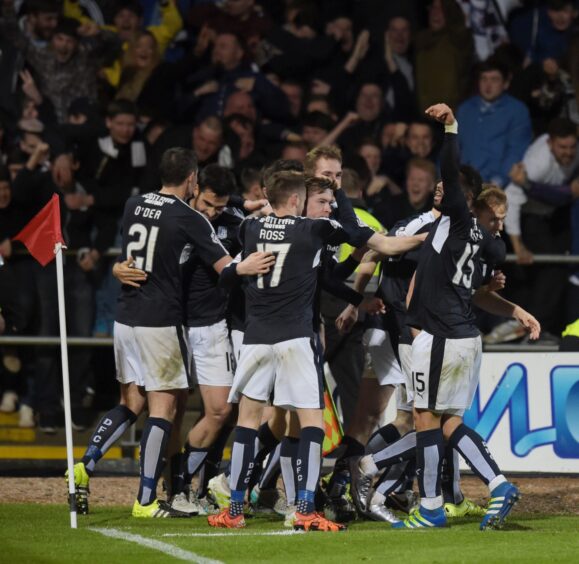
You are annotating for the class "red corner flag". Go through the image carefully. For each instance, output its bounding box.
[13,194,65,266]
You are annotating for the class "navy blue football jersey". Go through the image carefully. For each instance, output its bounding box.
[115,192,228,327]
[183,207,243,327]
[367,211,438,344]
[406,133,506,339]
[240,214,350,344]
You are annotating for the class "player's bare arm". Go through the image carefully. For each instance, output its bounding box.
[366,231,427,256]
[212,251,275,276]
[472,289,541,340]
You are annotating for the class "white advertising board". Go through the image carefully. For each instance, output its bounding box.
[461,353,579,473]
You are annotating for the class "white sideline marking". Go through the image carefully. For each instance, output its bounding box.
[162,531,305,538]
[89,527,223,564]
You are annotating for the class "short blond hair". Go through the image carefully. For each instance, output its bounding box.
[304,145,342,176]
[475,184,507,211]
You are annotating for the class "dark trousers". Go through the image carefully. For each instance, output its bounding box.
[13,258,95,415]
[507,212,570,334]
[323,319,365,429]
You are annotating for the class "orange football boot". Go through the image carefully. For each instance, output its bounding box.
[207,508,246,529]
[293,512,347,532]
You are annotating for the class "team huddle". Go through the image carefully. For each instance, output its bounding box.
[67,103,541,532]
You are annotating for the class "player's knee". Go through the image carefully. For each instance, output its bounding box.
[206,403,232,427]
[441,415,462,441]
[393,411,414,435]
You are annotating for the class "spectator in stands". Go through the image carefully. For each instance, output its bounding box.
[505,117,579,337]
[415,0,473,112]
[302,111,336,149]
[509,0,577,65]
[370,157,436,229]
[384,15,415,94]
[186,0,273,48]
[305,94,336,118]
[4,13,120,123]
[457,59,533,187]
[325,82,387,153]
[0,168,31,423]
[456,0,510,61]
[239,166,264,201]
[257,1,336,82]
[280,79,304,119]
[184,31,291,124]
[64,0,183,89]
[381,120,437,185]
[281,141,308,162]
[144,115,225,193]
[20,0,60,46]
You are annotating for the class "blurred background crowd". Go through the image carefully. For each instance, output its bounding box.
[0,0,578,433]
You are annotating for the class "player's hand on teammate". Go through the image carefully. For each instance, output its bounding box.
[425,103,456,126]
[236,251,275,276]
[336,303,358,334]
[112,257,147,287]
[513,306,541,340]
[360,296,386,315]
[488,270,506,292]
[244,198,272,216]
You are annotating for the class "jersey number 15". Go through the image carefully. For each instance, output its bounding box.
[452,242,479,289]
[126,223,159,272]
[256,243,290,289]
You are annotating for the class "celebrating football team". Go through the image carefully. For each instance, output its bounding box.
[68,103,541,532]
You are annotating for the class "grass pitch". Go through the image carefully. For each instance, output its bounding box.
[2,504,579,563]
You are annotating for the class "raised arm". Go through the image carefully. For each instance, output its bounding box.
[425,103,469,217]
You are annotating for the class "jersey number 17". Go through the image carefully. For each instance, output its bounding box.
[256,243,290,289]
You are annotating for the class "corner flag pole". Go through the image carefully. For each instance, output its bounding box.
[56,242,77,529]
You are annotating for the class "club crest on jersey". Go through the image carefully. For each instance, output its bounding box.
[217,226,228,240]
[180,243,192,264]
[211,231,221,246]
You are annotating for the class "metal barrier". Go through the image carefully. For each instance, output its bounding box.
[2,249,574,352]
[15,248,579,263]
[0,336,561,352]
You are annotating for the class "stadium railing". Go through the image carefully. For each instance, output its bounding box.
[1,250,576,352]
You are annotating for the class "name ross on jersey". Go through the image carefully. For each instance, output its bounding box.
[260,229,286,241]
[258,216,295,241]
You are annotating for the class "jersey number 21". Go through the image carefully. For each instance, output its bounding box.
[126,223,159,272]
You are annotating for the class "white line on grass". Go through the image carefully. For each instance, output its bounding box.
[162,531,305,538]
[89,527,223,564]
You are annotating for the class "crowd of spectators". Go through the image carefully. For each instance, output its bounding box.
[0,0,578,431]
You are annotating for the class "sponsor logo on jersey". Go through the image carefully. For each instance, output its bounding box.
[217,226,228,240]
